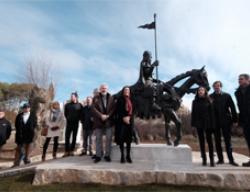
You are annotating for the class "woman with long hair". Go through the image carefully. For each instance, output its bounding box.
[191,86,216,167]
[115,86,134,163]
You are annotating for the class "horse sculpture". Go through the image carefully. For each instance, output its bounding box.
[115,51,210,146]
[29,83,55,148]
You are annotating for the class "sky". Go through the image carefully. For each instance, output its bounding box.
[0,0,250,109]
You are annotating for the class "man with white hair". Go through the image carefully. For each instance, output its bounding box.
[92,84,115,163]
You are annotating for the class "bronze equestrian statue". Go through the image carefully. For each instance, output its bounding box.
[115,51,210,146]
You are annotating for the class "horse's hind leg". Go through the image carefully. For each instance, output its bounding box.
[164,113,172,146]
[170,111,182,146]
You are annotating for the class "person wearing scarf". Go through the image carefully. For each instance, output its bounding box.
[115,86,134,163]
[191,86,216,167]
[42,101,65,161]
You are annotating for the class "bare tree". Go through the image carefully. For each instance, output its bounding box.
[24,56,54,89]
[23,56,56,150]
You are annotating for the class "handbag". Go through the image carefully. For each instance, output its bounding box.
[41,126,48,136]
[51,126,59,131]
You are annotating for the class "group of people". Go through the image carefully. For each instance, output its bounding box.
[61,84,135,164]
[0,74,250,168]
[191,74,250,167]
[0,83,135,166]
[0,103,38,166]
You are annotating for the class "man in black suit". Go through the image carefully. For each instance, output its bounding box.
[80,96,94,156]
[210,81,238,166]
[63,92,83,157]
[235,74,250,167]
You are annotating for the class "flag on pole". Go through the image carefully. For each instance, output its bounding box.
[138,21,155,29]
[138,14,159,80]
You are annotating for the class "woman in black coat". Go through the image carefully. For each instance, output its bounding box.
[115,86,134,163]
[191,86,216,167]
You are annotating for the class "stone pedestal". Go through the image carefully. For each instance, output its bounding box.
[111,144,192,166]
[32,144,250,190]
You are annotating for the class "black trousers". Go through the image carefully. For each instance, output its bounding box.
[243,123,250,150]
[119,142,131,158]
[65,121,79,152]
[214,123,234,162]
[43,137,59,156]
[196,127,214,163]
[82,129,93,152]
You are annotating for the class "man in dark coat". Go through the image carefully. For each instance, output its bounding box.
[210,81,238,166]
[92,84,115,163]
[80,96,94,156]
[0,108,12,149]
[63,92,83,157]
[14,103,37,166]
[235,74,250,167]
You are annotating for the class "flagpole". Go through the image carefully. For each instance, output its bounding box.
[154,13,158,81]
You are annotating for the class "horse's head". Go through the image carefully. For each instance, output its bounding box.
[191,66,210,91]
[29,83,55,115]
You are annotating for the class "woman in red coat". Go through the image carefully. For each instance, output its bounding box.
[115,86,133,163]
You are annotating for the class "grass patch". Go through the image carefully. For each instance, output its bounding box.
[0,172,230,192]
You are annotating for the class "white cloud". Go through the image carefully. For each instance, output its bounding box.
[158,0,250,81]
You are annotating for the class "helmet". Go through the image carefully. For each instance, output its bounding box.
[143,50,152,58]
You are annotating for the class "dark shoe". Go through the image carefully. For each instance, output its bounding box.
[91,155,97,159]
[24,158,31,165]
[174,139,179,147]
[69,151,74,156]
[166,139,173,146]
[62,152,70,157]
[42,155,46,162]
[11,163,20,168]
[104,156,111,162]
[79,151,87,156]
[120,156,125,164]
[94,157,101,163]
[229,161,239,166]
[242,160,250,167]
[202,160,207,166]
[126,156,132,163]
[52,153,57,159]
[210,160,215,167]
[216,160,224,164]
